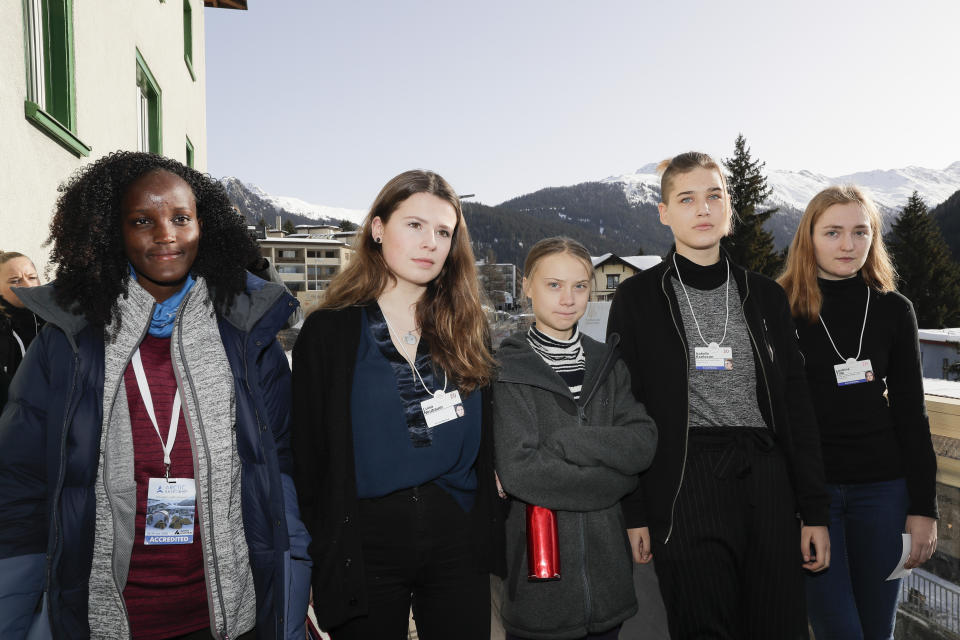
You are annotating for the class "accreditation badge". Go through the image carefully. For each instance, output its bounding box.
[421,390,464,428]
[145,477,196,545]
[694,343,734,371]
[834,358,874,386]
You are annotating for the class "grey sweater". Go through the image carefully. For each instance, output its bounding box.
[494,331,657,640]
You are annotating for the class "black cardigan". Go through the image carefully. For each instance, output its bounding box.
[796,276,938,518]
[290,305,505,630]
[607,251,830,543]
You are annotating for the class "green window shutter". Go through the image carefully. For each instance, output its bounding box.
[183,0,195,81]
[185,136,195,168]
[135,48,163,154]
[21,0,90,156]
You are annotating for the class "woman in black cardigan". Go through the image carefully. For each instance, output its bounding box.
[608,152,830,640]
[291,170,504,638]
[778,185,938,639]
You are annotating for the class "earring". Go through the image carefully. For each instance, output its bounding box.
[374,236,382,244]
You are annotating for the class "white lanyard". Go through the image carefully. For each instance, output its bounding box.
[131,348,182,477]
[819,286,870,363]
[673,253,730,347]
[11,330,25,358]
[382,314,447,397]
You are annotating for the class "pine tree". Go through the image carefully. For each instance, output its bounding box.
[281,219,296,235]
[721,134,781,276]
[886,191,960,328]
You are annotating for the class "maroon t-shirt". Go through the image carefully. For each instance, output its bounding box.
[122,334,209,639]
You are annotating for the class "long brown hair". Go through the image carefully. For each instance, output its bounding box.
[322,169,494,392]
[778,185,896,324]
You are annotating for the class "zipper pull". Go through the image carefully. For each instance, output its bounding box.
[578,406,586,421]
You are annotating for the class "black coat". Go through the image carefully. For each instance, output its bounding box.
[607,251,830,543]
[0,297,41,411]
[291,305,505,630]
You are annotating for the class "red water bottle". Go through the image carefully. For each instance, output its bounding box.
[526,504,560,580]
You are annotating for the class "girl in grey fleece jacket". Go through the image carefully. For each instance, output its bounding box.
[494,238,657,640]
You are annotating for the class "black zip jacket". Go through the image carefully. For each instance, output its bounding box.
[607,251,829,543]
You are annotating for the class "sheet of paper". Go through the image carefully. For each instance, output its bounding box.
[886,533,913,581]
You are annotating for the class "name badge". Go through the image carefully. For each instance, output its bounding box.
[421,390,464,428]
[834,358,874,386]
[694,343,733,371]
[145,477,196,545]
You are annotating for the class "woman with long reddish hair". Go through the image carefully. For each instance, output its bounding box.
[779,185,938,639]
[291,170,503,638]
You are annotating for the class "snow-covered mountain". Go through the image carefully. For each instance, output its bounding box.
[242,182,368,226]
[602,161,960,213]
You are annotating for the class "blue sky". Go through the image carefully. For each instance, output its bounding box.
[205,0,960,209]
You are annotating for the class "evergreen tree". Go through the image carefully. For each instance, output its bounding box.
[886,191,960,328]
[721,134,781,276]
[339,219,358,232]
[282,219,296,235]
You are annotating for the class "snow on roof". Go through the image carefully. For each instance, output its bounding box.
[590,253,661,270]
[257,237,345,245]
[621,255,662,270]
[918,328,960,344]
[923,377,960,400]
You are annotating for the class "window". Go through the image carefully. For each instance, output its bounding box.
[606,274,620,290]
[182,0,195,81]
[22,0,90,156]
[278,249,297,259]
[136,49,162,153]
[285,281,305,292]
[185,136,194,168]
[325,250,336,259]
[276,265,304,275]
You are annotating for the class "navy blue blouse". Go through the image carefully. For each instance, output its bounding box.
[350,305,481,511]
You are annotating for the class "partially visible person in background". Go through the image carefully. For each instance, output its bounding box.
[0,251,42,410]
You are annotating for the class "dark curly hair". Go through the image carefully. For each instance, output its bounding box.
[47,150,259,329]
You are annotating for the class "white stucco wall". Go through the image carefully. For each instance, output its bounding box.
[0,0,208,275]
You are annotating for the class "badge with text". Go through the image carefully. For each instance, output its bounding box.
[421,390,464,428]
[145,477,196,545]
[834,358,874,386]
[695,343,734,371]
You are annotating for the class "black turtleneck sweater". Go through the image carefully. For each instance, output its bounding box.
[794,276,938,518]
[0,295,42,410]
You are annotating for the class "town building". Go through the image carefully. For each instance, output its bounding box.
[590,253,662,301]
[257,237,352,310]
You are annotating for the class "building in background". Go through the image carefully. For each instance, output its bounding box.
[0,0,245,268]
[258,237,352,310]
[590,254,661,301]
[477,262,518,311]
[918,329,960,380]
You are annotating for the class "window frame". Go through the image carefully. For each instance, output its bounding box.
[182,0,195,81]
[21,0,91,157]
[135,48,163,154]
[185,135,194,168]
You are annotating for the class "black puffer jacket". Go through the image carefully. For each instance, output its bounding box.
[0,296,41,410]
[607,250,829,543]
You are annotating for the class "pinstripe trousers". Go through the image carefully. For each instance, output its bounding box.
[651,428,809,640]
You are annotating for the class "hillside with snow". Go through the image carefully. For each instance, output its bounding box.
[244,183,368,226]
[602,162,960,214]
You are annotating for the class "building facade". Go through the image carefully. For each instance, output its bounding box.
[258,237,353,310]
[0,0,238,269]
[590,254,662,301]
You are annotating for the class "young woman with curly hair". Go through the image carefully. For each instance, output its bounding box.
[0,151,311,640]
[291,169,504,638]
[779,185,938,640]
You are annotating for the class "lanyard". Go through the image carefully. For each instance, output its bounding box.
[819,286,871,363]
[382,314,447,397]
[131,348,182,478]
[673,253,730,347]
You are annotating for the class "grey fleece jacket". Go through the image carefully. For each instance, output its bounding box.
[88,278,256,638]
[493,331,657,640]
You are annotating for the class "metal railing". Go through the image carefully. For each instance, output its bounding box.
[899,569,960,634]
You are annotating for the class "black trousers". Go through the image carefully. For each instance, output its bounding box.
[328,483,490,640]
[652,428,808,640]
